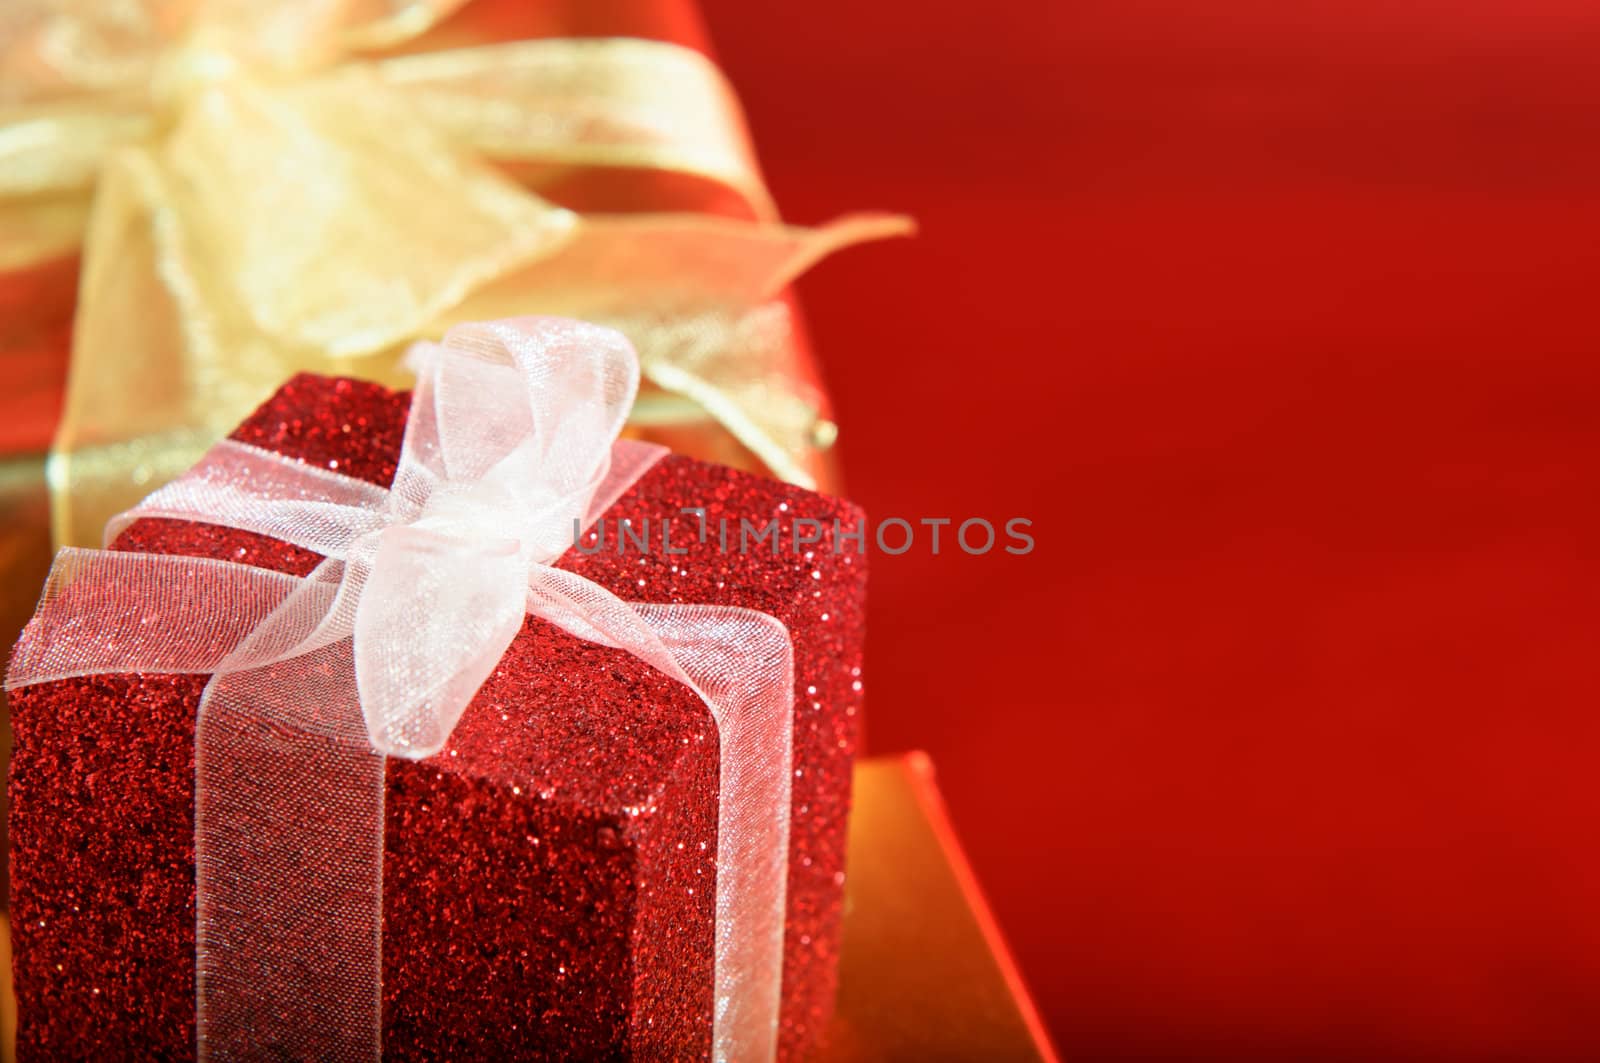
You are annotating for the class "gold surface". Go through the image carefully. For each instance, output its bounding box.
[824,754,1059,1062]
[0,754,1054,1061]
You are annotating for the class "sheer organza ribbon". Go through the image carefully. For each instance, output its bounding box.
[0,0,911,544]
[7,317,797,1062]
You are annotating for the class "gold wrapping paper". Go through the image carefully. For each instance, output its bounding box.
[827,754,1059,1062]
[0,0,909,545]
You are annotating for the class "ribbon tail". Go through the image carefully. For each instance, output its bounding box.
[438,212,914,489]
[353,526,528,757]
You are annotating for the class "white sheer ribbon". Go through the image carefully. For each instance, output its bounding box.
[8,317,795,1062]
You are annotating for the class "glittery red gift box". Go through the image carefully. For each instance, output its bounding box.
[8,374,865,1060]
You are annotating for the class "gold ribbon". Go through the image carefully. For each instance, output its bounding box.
[0,0,910,545]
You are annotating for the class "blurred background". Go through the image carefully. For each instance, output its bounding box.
[4,1,1600,1059]
[699,1,1600,1060]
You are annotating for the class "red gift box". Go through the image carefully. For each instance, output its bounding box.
[8,364,865,1059]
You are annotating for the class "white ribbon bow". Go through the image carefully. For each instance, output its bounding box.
[113,316,672,758]
[12,318,796,1062]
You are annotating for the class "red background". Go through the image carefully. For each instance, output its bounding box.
[700,2,1600,1059]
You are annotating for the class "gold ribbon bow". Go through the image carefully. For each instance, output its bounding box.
[0,0,909,545]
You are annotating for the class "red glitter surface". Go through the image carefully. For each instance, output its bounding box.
[8,374,865,1059]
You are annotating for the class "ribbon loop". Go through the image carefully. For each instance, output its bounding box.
[354,524,526,756]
